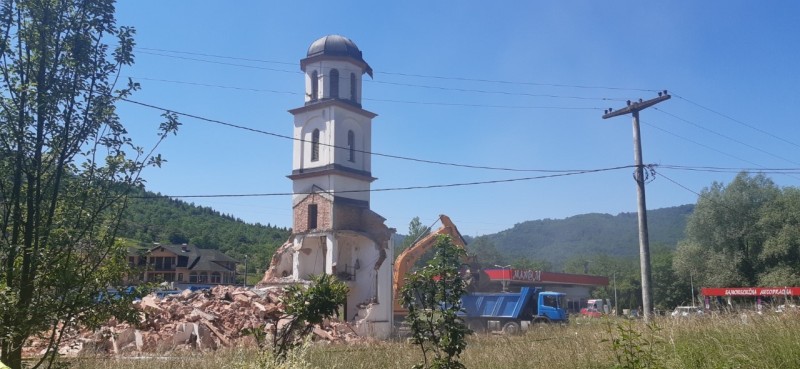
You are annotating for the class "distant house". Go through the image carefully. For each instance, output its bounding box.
[127,244,239,285]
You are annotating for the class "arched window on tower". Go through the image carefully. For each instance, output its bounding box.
[329,69,339,98]
[347,130,355,162]
[311,129,320,162]
[350,73,357,101]
[310,70,318,101]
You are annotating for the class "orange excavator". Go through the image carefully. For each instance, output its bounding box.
[392,214,473,317]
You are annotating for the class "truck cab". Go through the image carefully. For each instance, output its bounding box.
[537,291,569,323]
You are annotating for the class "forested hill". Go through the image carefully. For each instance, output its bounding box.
[117,189,291,269]
[483,204,694,267]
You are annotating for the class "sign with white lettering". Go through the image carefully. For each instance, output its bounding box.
[511,269,541,282]
[701,287,800,297]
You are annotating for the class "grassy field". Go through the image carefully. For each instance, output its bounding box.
[64,312,800,369]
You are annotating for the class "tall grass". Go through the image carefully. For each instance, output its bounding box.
[66,312,800,369]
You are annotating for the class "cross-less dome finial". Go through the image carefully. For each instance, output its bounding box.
[303,35,372,77]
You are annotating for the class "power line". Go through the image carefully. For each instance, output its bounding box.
[137,47,297,66]
[658,164,800,174]
[365,97,600,110]
[654,107,800,166]
[369,79,626,102]
[130,77,601,110]
[121,98,605,172]
[642,120,767,168]
[645,120,800,181]
[135,51,622,104]
[136,46,655,93]
[128,165,635,199]
[135,47,797,154]
[652,168,702,197]
[671,93,800,149]
[137,50,300,74]
[132,76,298,95]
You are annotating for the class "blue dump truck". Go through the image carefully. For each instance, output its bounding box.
[461,287,569,334]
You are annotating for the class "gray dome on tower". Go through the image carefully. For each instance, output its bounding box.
[302,34,372,77]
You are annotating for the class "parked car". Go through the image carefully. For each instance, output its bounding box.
[671,306,703,317]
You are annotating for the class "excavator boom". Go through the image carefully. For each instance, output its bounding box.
[393,214,468,316]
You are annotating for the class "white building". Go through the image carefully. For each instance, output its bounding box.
[262,35,394,338]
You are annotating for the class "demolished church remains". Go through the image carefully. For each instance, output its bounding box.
[261,35,395,339]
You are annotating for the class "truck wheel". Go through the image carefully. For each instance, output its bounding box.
[502,322,521,335]
[467,320,485,334]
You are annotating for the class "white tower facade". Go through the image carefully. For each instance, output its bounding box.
[264,35,394,338]
[288,37,376,205]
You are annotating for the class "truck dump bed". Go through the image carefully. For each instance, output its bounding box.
[461,287,537,319]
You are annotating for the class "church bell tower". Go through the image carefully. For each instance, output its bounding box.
[288,35,377,229]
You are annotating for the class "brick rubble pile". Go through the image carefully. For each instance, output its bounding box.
[24,285,361,357]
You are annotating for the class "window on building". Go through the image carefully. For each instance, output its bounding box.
[329,69,339,98]
[189,271,198,283]
[347,130,355,162]
[198,272,208,283]
[177,273,184,282]
[308,204,318,230]
[310,70,318,100]
[311,129,320,162]
[211,272,221,284]
[350,73,356,101]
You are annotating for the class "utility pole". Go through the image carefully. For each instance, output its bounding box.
[614,271,618,316]
[602,91,670,322]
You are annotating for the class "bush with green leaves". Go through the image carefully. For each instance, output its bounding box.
[604,319,664,369]
[247,274,348,363]
[401,235,471,369]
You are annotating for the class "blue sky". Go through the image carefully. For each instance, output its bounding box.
[114,1,800,237]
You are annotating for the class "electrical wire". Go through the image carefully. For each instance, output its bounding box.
[654,107,800,166]
[128,165,635,199]
[642,121,767,168]
[136,46,656,93]
[671,92,800,149]
[134,47,796,154]
[657,165,800,175]
[122,98,608,172]
[130,77,601,110]
[135,51,635,103]
[652,168,702,197]
[643,121,800,181]
[368,79,626,102]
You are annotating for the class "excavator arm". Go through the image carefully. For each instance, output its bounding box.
[393,214,468,316]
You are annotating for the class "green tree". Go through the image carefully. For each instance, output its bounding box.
[397,216,430,256]
[757,187,800,285]
[270,274,347,362]
[650,245,691,310]
[509,256,552,271]
[465,235,504,267]
[564,254,641,312]
[0,2,177,368]
[401,235,470,369]
[673,173,785,288]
